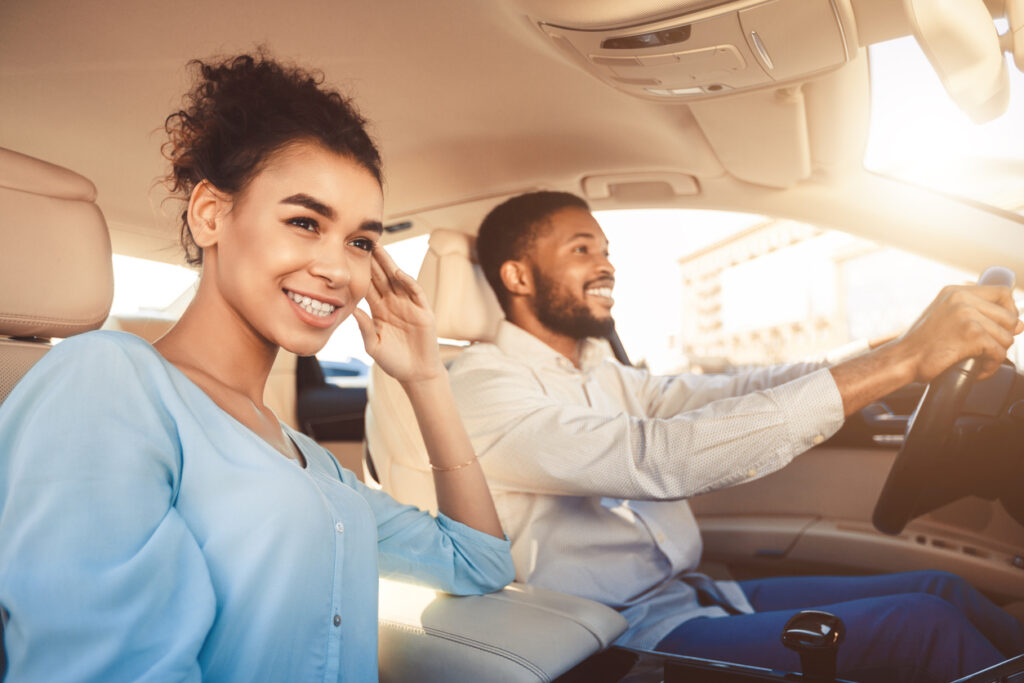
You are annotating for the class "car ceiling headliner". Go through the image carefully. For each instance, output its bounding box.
[2,0,1022,277]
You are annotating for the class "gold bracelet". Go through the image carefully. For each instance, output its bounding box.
[430,457,477,472]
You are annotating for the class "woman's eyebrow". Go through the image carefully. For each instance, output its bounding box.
[280,193,336,220]
[361,220,384,234]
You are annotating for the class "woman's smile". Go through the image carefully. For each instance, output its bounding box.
[285,288,344,328]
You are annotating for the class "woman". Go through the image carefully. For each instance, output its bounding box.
[0,53,513,681]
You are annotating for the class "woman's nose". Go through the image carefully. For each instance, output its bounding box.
[310,246,352,287]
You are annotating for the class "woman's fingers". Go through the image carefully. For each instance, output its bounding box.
[368,245,428,311]
[352,307,377,350]
[393,267,427,306]
[369,249,390,296]
[374,243,403,278]
[372,246,401,289]
[364,268,383,308]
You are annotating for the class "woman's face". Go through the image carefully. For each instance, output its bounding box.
[203,141,384,356]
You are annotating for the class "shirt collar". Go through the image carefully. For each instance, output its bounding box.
[492,320,614,372]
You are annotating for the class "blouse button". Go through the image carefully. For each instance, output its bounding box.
[333,614,342,627]
[335,522,345,533]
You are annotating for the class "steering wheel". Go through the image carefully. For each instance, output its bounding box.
[872,266,1016,536]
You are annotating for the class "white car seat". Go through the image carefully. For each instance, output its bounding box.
[366,229,628,681]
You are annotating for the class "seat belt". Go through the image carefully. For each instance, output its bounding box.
[606,321,632,367]
[682,573,745,615]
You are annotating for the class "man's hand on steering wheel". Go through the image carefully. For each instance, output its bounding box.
[829,282,1022,419]
[831,268,1022,536]
[897,284,1022,385]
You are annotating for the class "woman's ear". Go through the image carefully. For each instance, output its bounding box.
[187,180,230,249]
[499,260,533,297]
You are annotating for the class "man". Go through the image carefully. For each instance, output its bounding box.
[447,191,1024,681]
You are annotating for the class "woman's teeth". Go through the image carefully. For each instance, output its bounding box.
[287,291,336,317]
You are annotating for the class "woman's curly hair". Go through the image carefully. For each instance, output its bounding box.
[163,51,382,265]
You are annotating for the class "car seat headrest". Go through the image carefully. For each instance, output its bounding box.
[416,229,503,343]
[0,147,114,339]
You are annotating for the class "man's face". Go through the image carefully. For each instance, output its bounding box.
[526,207,616,340]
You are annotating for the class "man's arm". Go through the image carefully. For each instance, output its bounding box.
[450,351,844,501]
[831,284,1022,416]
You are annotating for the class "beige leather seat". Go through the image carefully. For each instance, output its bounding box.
[0,146,114,677]
[367,229,628,682]
[0,147,113,403]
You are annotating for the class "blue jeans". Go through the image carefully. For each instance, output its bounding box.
[655,570,1024,683]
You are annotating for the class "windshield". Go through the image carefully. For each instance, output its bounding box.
[594,210,978,375]
[865,34,1024,212]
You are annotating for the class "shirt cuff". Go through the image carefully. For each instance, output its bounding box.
[823,338,871,365]
[773,367,846,453]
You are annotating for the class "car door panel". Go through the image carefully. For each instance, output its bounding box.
[690,444,1024,602]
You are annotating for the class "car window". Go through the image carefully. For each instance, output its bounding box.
[109,254,197,318]
[596,209,1023,374]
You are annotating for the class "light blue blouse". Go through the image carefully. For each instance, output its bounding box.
[0,331,513,682]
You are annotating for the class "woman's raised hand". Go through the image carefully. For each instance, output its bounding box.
[355,245,506,539]
[353,246,443,385]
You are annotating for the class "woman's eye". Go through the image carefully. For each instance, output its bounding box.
[288,217,319,232]
[348,237,376,253]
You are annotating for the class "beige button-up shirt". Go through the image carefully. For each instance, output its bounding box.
[448,321,846,649]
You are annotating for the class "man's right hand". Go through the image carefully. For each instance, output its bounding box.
[830,283,1022,417]
[896,284,1023,384]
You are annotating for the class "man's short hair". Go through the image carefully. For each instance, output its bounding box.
[476,191,590,314]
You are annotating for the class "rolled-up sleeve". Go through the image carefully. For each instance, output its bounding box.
[339,469,514,595]
[0,336,216,682]
[450,355,844,501]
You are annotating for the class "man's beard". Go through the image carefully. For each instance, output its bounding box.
[532,265,614,340]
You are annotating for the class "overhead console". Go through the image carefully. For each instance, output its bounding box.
[538,0,857,101]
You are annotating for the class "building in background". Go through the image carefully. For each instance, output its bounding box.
[676,220,970,373]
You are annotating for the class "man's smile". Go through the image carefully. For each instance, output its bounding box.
[584,280,615,306]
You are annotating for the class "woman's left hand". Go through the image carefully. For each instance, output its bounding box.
[354,246,443,385]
